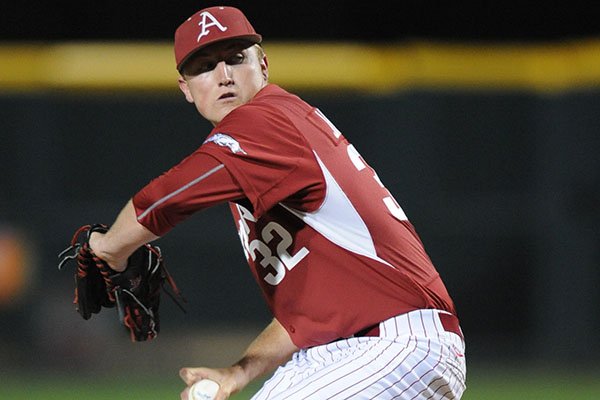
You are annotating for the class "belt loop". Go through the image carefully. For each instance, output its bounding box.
[438,312,464,341]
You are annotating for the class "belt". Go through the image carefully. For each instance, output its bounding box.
[354,312,464,341]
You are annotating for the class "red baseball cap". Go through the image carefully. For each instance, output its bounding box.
[174,6,262,71]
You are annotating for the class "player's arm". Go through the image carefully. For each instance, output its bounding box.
[90,152,243,272]
[233,318,299,384]
[88,200,159,271]
[180,318,298,398]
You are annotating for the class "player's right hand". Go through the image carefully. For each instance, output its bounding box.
[180,365,248,400]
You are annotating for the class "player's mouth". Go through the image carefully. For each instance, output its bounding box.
[218,92,236,100]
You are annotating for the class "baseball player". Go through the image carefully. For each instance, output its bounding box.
[86,6,466,400]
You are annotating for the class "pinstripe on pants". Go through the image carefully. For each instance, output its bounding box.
[252,309,467,400]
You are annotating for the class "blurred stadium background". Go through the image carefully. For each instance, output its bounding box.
[1,1,599,398]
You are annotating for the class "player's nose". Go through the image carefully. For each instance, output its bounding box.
[216,61,233,86]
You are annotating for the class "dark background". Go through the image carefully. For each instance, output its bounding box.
[2,1,599,42]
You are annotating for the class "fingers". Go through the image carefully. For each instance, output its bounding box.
[180,367,209,386]
[180,368,232,400]
[180,384,224,400]
[180,386,190,400]
[180,368,223,400]
[179,367,194,385]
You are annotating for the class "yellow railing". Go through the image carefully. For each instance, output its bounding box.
[1,39,600,92]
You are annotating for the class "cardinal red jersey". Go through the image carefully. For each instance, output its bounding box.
[133,84,456,348]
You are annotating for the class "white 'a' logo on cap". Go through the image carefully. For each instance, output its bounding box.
[197,11,228,42]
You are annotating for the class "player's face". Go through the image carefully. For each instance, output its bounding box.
[178,41,268,126]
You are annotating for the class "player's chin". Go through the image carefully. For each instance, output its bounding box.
[215,104,241,121]
[217,96,241,108]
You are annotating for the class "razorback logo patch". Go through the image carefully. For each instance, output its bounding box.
[203,133,247,154]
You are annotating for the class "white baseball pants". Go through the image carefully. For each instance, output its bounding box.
[252,309,467,400]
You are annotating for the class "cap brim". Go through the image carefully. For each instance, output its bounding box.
[177,34,262,72]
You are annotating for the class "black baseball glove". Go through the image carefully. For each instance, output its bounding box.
[58,224,185,341]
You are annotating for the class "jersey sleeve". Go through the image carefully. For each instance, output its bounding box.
[199,104,325,218]
[132,152,244,236]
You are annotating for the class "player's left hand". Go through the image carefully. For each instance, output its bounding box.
[59,224,186,341]
[58,224,114,319]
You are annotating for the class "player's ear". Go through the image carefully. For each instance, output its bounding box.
[253,44,268,81]
[260,54,269,81]
[177,77,194,103]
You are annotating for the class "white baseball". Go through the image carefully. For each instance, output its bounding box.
[188,379,220,400]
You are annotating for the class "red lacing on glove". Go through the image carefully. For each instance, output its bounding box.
[93,254,117,302]
[122,305,157,341]
[146,244,186,312]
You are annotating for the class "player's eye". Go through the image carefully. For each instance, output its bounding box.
[225,53,245,65]
[183,51,245,76]
[193,61,218,75]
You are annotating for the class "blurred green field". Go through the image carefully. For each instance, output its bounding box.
[2,366,599,399]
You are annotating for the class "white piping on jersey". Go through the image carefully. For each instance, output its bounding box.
[137,163,225,222]
[280,153,396,269]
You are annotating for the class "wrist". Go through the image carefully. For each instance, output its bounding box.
[229,362,253,393]
[89,231,127,272]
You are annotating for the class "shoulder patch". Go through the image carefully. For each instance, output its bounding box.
[203,133,247,155]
